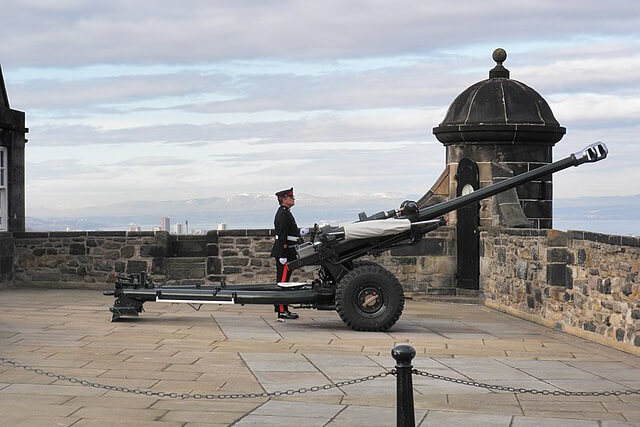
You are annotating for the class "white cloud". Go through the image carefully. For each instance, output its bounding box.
[1,0,638,217]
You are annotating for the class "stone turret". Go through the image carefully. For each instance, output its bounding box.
[432,49,565,229]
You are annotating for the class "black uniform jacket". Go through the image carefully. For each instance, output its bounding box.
[270,205,300,259]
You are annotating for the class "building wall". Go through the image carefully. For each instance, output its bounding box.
[481,227,640,353]
[0,231,14,287]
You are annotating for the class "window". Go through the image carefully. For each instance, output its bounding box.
[0,147,7,231]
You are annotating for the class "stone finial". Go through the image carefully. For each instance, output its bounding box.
[489,48,510,79]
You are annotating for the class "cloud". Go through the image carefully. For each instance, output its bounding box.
[2,1,640,67]
[3,0,639,218]
[11,72,230,110]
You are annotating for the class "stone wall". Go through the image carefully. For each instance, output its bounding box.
[203,228,456,294]
[13,231,170,289]
[11,227,456,294]
[481,227,640,353]
[0,231,14,287]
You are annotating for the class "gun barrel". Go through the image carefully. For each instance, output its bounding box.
[415,142,608,221]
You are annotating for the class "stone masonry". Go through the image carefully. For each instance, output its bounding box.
[12,231,169,288]
[481,227,640,351]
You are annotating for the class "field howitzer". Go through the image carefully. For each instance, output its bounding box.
[106,142,608,331]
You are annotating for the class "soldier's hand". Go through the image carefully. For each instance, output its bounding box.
[279,258,287,265]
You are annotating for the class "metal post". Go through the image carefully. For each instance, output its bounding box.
[392,344,416,427]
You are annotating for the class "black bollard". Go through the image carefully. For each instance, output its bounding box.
[392,344,416,427]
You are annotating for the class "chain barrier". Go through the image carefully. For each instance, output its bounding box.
[4,356,639,399]
[0,357,393,400]
[412,368,640,397]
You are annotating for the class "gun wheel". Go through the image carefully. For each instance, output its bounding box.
[335,264,404,331]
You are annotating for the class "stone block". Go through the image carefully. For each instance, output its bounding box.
[207,257,221,275]
[69,243,86,255]
[515,260,528,279]
[546,263,567,287]
[526,295,535,308]
[114,261,126,273]
[94,259,113,272]
[223,267,242,274]
[547,248,567,263]
[255,241,273,253]
[140,244,166,257]
[206,230,219,243]
[222,249,239,256]
[150,257,164,274]
[172,240,207,257]
[104,250,120,260]
[121,245,135,258]
[127,260,148,274]
[598,278,612,294]
[547,229,568,247]
[220,229,248,236]
[206,243,219,256]
[103,241,123,250]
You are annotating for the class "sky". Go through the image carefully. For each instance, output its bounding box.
[1,0,639,217]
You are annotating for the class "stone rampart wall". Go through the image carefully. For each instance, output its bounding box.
[12,227,456,294]
[0,232,15,288]
[204,228,456,295]
[13,231,170,289]
[481,227,640,352]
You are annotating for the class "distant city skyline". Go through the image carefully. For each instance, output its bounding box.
[1,1,638,217]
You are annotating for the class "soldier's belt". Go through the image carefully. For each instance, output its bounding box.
[275,235,299,242]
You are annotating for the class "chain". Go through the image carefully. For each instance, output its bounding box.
[412,368,640,397]
[6,356,638,398]
[0,356,393,400]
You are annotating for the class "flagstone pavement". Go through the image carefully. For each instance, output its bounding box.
[1,288,640,426]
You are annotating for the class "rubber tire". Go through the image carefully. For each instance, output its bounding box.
[335,264,404,331]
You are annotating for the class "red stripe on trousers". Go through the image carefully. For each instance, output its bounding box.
[279,263,289,313]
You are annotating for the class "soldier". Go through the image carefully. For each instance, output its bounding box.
[271,187,308,320]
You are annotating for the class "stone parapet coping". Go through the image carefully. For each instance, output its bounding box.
[480,226,640,247]
[485,299,640,357]
[12,230,161,238]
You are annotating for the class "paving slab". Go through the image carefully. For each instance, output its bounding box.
[1,288,640,426]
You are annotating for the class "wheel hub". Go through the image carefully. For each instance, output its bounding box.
[357,287,383,314]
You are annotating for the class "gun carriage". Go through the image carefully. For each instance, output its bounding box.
[106,143,608,331]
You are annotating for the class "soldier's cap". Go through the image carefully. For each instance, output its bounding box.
[275,187,294,198]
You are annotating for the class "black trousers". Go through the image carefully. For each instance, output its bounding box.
[274,259,292,313]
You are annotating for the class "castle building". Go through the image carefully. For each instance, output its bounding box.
[0,65,27,232]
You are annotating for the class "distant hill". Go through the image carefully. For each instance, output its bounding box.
[553,194,640,236]
[26,193,639,236]
[26,192,422,232]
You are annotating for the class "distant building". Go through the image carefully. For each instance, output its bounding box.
[128,224,141,232]
[160,217,170,232]
[174,223,183,234]
[151,226,161,232]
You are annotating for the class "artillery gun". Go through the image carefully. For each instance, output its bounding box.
[106,142,608,331]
